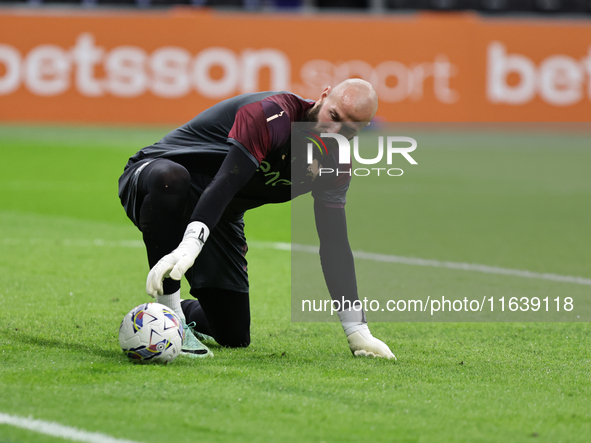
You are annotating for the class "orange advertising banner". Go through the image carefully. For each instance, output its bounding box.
[0,9,590,123]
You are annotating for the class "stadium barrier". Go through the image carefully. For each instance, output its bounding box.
[0,9,590,123]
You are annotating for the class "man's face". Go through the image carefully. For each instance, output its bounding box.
[305,87,369,140]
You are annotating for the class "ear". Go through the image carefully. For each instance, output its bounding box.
[317,86,332,103]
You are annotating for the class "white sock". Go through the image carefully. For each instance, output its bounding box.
[156,290,186,323]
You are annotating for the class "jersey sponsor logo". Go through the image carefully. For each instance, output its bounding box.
[258,160,291,186]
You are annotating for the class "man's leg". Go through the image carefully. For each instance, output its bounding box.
[136,159,211,357]
[138,159,189,289]
[175,194,250,350]
[182,288,250,348]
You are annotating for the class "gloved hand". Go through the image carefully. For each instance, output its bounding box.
[346,325,396,360]
[337,308,396,360]
[146,221,209,297]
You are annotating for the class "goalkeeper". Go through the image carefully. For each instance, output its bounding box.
[118,79,395,360]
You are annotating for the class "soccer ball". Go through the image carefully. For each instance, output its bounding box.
[119,303,184,364]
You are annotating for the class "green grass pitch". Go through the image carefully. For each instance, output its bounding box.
[0,124,590,443]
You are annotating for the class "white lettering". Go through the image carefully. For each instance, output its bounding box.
[387,137,418,165]
[105,46,147,97]
[407,62,432,101]
[300,56,459,104]
[374,61,408,103]
[299,59,334,93]
[334,59,375,85]
[70,33,104,97]
[193,47,239,98]
[5,32,590,111]
[433,54,459,104]
[353,135,383,165]
[241,48,290,93]
[387,168,404,176]
[321,132,350,164]
[539,55,583,106]
[353,168,370,176]
[0,44,21,94]
[150,47,191,98]
[583,48,591,99]
[487,41,537,105]
[24,45,71,96]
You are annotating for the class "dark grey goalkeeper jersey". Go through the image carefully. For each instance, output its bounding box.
[121,91,351,218]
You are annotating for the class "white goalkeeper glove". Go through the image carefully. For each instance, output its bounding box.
[146,221,209,297]
[337,309,396,360]
[346,326,396,360]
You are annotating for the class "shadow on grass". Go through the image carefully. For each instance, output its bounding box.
[0,327,122,360]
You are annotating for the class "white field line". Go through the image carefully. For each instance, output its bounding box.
[252,241,591,286]
[3,237,591,286]
[1,238,144,248]
[0,412,141,443]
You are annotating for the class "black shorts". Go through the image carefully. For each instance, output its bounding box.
[118,159,249,293]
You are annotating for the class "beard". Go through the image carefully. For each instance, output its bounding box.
[302,102,322,123]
